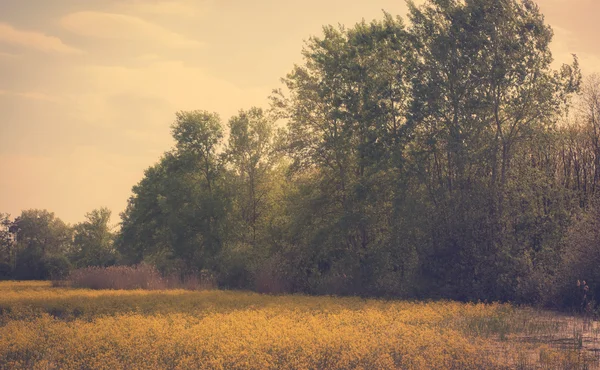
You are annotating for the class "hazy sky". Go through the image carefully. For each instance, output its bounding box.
[0,0,599,226]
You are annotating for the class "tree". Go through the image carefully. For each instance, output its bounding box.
[13,209,72,280]
[171,110,223,195]
[225,107,278,247]
[112,3,588,304]
[0,213,16,278]
[118,155,173,266]
[119,111,229,275]
[70,208,117,268]
[217,107,284,287]
[407,0,580,300]
[575,74,600,201]
[273,14,417,295]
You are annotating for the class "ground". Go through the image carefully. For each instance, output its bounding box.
[0,281,598,369]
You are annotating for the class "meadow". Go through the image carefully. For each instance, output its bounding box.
[0,281,599,369]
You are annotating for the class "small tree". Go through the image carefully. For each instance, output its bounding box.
[71,208,117,268]
[13,210,72,280]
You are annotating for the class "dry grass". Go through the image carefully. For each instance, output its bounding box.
[0,281,599,369]
[61,264,216,291]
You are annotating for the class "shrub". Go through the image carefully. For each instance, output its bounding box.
[13,247,45,280]
[42,254,71,280]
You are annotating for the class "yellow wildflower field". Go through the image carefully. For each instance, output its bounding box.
[0,281,597,369]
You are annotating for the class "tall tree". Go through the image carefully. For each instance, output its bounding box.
[217,107,286,288]
[407,0,580,299]
[119,111,229,274]
[225,107,277,248]
[274,14,417,294]
[579,75,600,199]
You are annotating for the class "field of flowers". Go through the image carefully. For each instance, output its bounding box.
[0,281,598,369]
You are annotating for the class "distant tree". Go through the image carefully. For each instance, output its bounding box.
[70,208,117,268]
[0,213,15,279]
[13,209,72,280]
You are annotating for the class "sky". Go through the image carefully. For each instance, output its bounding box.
[0,0,599,226]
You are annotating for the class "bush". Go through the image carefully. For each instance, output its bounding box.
[42,254,71,280]
[14,247,45,280]
[13,251,71,281]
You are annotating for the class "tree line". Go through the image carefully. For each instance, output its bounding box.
[0,208,116,280]
[2,0,600,310]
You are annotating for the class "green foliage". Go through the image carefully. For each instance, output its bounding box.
[41,254,71,280]
[71,208,117,268]
[405,0,581,301]
[171,110,223,159]
[11,210,73,280]
[271,13,418,296]
[9,1,600,311]
[14,248,71,281]
[15,210,72,256]
[0,213,15,268]
[119,111,230,277]
[114,1,592,305]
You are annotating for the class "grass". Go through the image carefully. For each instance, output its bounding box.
[63,264,216,291]
[0,281,598,369]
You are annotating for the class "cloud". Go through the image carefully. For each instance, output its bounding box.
[0,51,19,58]
[60,11,203,48]
[0,89,61,103]
[73,60,270,123]
[136,53,162,62]
[119,1,201,16]
[550,26,600,74]
[577,53,600,74]
[0,22,81,54]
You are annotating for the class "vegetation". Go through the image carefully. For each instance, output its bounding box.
[1,0,599,313]
[0,208,117,281]
[66,264,216,291]
[2,281,599,369]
